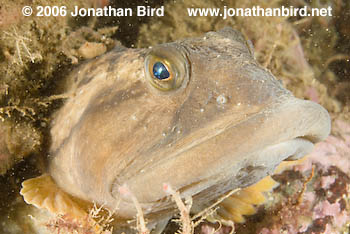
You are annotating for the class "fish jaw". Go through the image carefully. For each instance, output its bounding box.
[113,97,330,216]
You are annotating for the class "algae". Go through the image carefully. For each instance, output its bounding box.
[0,0,120,175]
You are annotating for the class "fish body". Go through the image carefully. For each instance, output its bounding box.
[21,28,331,229]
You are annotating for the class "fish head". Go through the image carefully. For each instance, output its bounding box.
[49,27,330,221]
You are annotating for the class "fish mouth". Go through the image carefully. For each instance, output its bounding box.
[253,131,327,165]
[115,97,330,205]
[184,96,331,171]
[257,137,314,164]
[173,97,331,196]
[255,98,331,162]
[207,96,331,172]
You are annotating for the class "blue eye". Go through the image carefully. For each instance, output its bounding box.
[152,62,170,80]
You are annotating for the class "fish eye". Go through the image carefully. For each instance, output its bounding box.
[152,62,170,80]
[145,46,189,91]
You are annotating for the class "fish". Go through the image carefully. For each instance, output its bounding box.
[20,27,331,232]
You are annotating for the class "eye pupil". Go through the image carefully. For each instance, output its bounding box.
[152,62,170,80]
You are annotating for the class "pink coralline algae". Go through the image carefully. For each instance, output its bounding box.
[252,119,350,234]
[305,87,320,103]
[296,119,350,174]
[199,119,350,234]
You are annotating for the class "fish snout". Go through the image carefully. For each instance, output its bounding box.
[261,97,331,162]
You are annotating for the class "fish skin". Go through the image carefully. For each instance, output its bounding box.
[46,27,330,225]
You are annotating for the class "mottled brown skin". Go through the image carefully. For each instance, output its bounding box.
[48,28,330,226]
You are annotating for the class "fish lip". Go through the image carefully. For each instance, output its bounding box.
[283,136,316,161]
[255,137,315,163]
[226,97,331,162]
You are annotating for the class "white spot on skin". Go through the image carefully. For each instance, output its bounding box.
[200,108,204,113]
[237,102,241,106]
[216,95,228,105]
[131,114,137,120]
